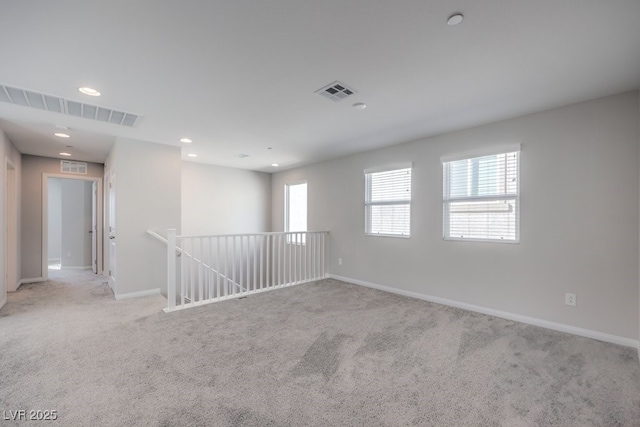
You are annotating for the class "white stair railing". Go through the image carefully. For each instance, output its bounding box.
[159,230,328,312]
[147,230,245,300]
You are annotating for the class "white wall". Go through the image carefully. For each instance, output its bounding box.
[105,138,181,297]
[20,155,103,280]
[0,129,21,304]
[181,161,271,235]
[272,91,640,341]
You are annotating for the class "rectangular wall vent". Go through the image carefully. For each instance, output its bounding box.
[0,83,142,128]
[61,161,88,175]
[315,81,357,102]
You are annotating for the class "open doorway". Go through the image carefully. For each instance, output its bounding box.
[42,174,102,281]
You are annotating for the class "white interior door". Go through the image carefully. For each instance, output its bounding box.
[91,181,97,274]
[108,172,116,290]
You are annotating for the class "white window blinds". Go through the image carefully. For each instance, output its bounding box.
[365,166,412,237]
[443,149,519,242]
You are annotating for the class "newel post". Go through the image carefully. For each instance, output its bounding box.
[167,228,177,311]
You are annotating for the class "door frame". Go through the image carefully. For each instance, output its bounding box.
[104,169,116,292]
[3,157,18,304]
[42,173,103,281]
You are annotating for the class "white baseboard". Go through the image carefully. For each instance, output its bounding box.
[115,288,162,300]
[60,266,92,270]
[327,274,640,350]
[19,277,45,285]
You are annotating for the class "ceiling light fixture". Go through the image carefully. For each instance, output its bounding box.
[54,132,70,138]
[187,153,198,158]
[352,102,367,110]
[271,163,279,167]
[59,152,72,157]
[78,87,101,96]
[180,138,192,143]
[447,13,464,26]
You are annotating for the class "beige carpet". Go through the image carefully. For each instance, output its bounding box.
[1,269,639,426]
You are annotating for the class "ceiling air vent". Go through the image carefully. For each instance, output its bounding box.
[61,160,88,175]
[315,81,357,102]
[0,83,142,128]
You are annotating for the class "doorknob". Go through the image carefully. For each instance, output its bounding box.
[88,230,93,234]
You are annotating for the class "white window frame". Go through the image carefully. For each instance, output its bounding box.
[364,163,412,238]
[285,181,307,244]
[442,145,520,243]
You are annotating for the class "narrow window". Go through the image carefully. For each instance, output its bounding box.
[285,182,307,242]
[365,165,412,237]
[442,147,520,242]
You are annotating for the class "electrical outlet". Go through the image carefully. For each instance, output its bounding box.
[565,293,577,307]
[338,258,343,266]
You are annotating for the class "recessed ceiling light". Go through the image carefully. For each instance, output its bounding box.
[267,147,273,150]
[271,163,279,167]
[180,138,192,143]
[59,152,72,157]
[54,133,70,138]
[447,13,464,26]
[78,87,101,96]
[352,102,367,110]
[187,153,198,158]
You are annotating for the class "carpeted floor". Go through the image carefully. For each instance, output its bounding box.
[1,270,639,426]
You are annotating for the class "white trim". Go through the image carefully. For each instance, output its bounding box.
[440,143,521,163]
[60,266,92,270]
[19,277,45,285]
[42,173,103,281]
[163,277,322,313]
[327,274,640,350]
[4,157,18,294]
[363,162,412,175]
[444,236,520,244]
[114,288,162,300]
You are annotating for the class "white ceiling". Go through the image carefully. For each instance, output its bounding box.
[1,1,639,172]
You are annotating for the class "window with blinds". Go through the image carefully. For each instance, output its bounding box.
[442,147,520,242]
[365,165,412,237]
